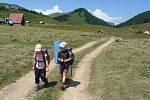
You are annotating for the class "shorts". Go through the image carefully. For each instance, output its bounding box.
[60,63,69,75]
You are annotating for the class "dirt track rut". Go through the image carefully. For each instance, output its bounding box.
[60,38,114,100]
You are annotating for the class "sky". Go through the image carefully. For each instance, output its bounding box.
[0,0,150,24]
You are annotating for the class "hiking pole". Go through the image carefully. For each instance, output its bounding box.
[71,65,72,77]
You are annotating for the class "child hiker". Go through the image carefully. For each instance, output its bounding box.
[57,41,72,88]
[33,44,50,91]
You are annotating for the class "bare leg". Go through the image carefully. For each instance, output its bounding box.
[62,69,68,83]
[60,74,63,81]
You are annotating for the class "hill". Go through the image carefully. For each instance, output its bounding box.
[0,3,60,24]
[0,4,113,26]
[118,10,150,27]
[54,8,111,26]
[0,3,25,10]
[0,4,111,26]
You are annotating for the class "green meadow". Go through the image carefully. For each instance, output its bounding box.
[0,25,104,89]
[0,23,150,100]
[89,39,150,100]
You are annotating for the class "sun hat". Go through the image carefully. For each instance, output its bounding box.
[34,44,42,51]
[59,41,67,48]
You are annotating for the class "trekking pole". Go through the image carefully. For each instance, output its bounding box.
[71,65,72,77]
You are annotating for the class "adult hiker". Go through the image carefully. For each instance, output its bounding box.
[57,41,73,89]
[33,44,50,91]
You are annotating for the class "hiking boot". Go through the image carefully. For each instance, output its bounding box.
[35,84,40,91]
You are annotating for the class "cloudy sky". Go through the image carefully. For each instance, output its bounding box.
[1,0,150,24]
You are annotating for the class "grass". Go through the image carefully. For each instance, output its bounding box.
[31,23,150,40]
[88,39,150,100]
[31,24,116,33]
[33,38,108,100]
[0,22,150,99]
[0,25,104,89]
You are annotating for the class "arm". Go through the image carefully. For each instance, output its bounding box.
[57,52,63,63]
[44,54,49,71]
[44,53,49,68]
[45,60,49,72]
[32,60,35,70]
[64,50,72,62]
[32,54,36,69]
[46,54,50,65]
[45,60,48,68]
[64,58,71,62]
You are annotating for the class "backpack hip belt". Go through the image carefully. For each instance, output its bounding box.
[37,61,45,62]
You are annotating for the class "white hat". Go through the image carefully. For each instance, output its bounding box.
[34,44,42,51]
[59,41,67,48]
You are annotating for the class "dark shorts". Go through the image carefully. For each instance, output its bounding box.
[60,64,69,75]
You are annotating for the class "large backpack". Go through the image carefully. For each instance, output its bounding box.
[34,51,46,68]
[67,48,75,65]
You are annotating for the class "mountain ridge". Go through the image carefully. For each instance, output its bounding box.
[54,8,112,26]
[118,10,150,27]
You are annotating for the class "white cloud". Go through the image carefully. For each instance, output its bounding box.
[87,9,92,13]
[91,9,123,25]
[34,5,63,15]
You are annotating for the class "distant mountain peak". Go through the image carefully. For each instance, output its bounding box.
[73,8,89,13]
[54,8,111,26]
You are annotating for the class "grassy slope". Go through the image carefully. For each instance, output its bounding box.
[35,24,115,32]
[31,23,150,37]
[0,9,60,24]
[121,23,150,32]
[33,38,108,100]
[48,13,64,18]
[0,25,104,89]
[118,11,150,27]
[89,39,150,100]
[54,8,110,26]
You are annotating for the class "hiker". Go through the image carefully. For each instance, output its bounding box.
[33,44,50,91]
[32,47,50,70]
[57,41,73,88]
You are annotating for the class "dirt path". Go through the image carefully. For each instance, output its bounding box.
[60,38,115,100]
[0,40,101,100]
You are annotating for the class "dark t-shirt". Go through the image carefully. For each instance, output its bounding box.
[57,49,71,64]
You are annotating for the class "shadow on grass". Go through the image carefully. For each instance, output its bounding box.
[38,79,80,91]
[39,81,57,89]
[47,81,58,87]
[65,78,80,88]
[60,78,80,91]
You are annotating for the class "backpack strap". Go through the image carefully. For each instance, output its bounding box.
[42,51,46,68]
